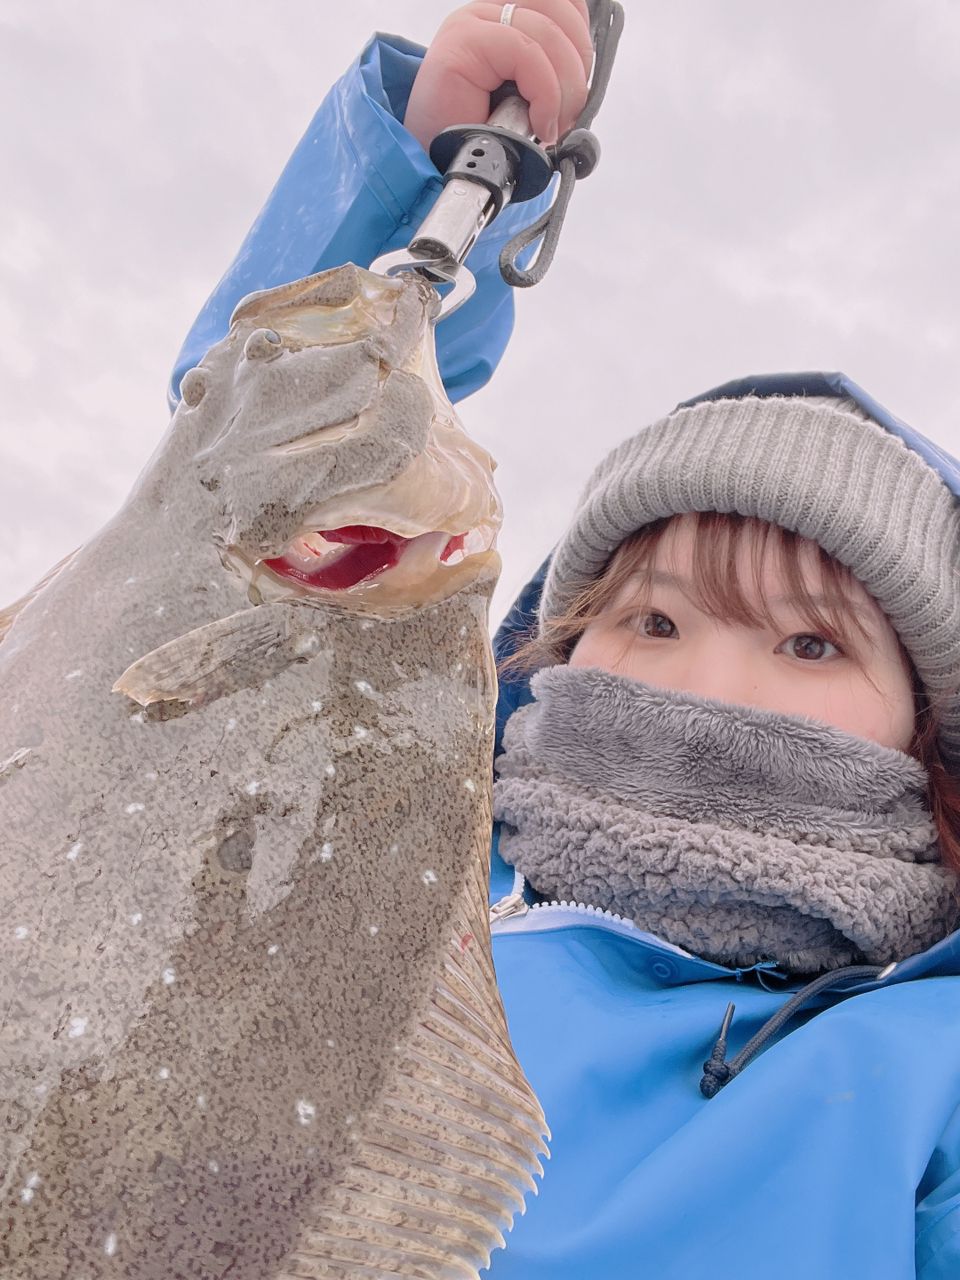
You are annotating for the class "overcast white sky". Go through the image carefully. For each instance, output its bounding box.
[2,1,958,624]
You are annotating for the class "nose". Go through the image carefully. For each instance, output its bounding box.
[674,637,763,709]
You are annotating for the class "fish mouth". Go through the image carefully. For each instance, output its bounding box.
[226,518,499,611]
[263,523,492,592]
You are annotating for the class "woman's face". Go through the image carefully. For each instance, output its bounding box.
[568,516,917,751]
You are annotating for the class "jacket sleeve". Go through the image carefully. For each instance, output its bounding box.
[169,33,553,410]
[916,1109,960,1279]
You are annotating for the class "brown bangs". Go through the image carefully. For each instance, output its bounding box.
[503,512,874,675]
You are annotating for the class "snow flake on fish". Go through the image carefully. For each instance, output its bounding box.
[267,943,280,956]
[360,619,374,630]
[244,780,263,796]
[312,700,324,713]
[422,869,438,886]
[64,669,83,681]
[67,1016,88,1039]
[294,633,320,658]
[130,911,143,926]
[197,1094,207,1109]
[130,710,146,725]
[208,1160,220,1174]
[125,802,145,814]
[353,725,370,740]
[226,718,237,732]
[324,763,336,777]
[463,778,477,793]
[458,625,468,638]
[157,1066,170,1081]
[388,842,399,855]
[162,967,176,985]
[368,924,380,937]
[104,1233,118,1257]
[20,1173,40,1204]
[14,925,30,940]
[144,771,158,782]
[155,605,165,616]
[320,843,334,862]
[296,1099,316,1126]
[325,1037,336,1048]
[453,661,463,673]
[124,576,137,586]
[354,680,375,696]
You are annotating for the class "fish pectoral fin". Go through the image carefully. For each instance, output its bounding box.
[113,603,327,709]
[281,861,549,1280]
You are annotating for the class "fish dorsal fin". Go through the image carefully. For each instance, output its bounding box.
[279,852,549,1279]
[0,548,79,644]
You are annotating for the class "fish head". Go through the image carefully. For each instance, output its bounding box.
[175,264,501,610]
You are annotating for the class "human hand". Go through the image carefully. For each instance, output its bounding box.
[404,1,593,153]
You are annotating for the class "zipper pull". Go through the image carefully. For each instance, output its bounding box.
[489,890,529,925]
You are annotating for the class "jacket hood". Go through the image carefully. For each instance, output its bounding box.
[493,370,960,983]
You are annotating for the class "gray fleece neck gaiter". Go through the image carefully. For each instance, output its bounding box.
[493,666,960,974]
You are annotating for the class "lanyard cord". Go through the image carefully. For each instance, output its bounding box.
[500,0,625,288]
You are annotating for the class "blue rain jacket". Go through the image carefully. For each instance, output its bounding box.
[173,35,960,1280]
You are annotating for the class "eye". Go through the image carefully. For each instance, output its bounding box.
[633,611,678,639]
[243,328,283,361]
[180,367,208,407]
[780,633,841,662]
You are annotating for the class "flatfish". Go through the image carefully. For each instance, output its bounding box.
[0,265,547,1279]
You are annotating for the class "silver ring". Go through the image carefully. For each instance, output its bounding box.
[500,3,517,25]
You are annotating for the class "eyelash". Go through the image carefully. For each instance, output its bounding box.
[626,611,844,661]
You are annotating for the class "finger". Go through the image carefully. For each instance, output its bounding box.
[503,4,591,130]
[485,0,594,78]
[460,23,565,142]
[465,20,587,141]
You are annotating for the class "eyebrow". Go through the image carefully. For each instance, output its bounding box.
[643,570,868,617]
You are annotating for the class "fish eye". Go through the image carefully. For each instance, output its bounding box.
[243,328,284,361]
[180,367,208,407]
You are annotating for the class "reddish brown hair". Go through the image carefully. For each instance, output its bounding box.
[502,512,960,875]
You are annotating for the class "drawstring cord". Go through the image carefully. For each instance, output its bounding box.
[699,964,885,1099]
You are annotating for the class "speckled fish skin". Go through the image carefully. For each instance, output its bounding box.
[0,265,546,1279]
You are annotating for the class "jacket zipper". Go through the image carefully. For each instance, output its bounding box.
[489,872,698,956]
[488,874,900,998]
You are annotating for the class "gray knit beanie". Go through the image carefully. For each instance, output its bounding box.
[540,385,960,769]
